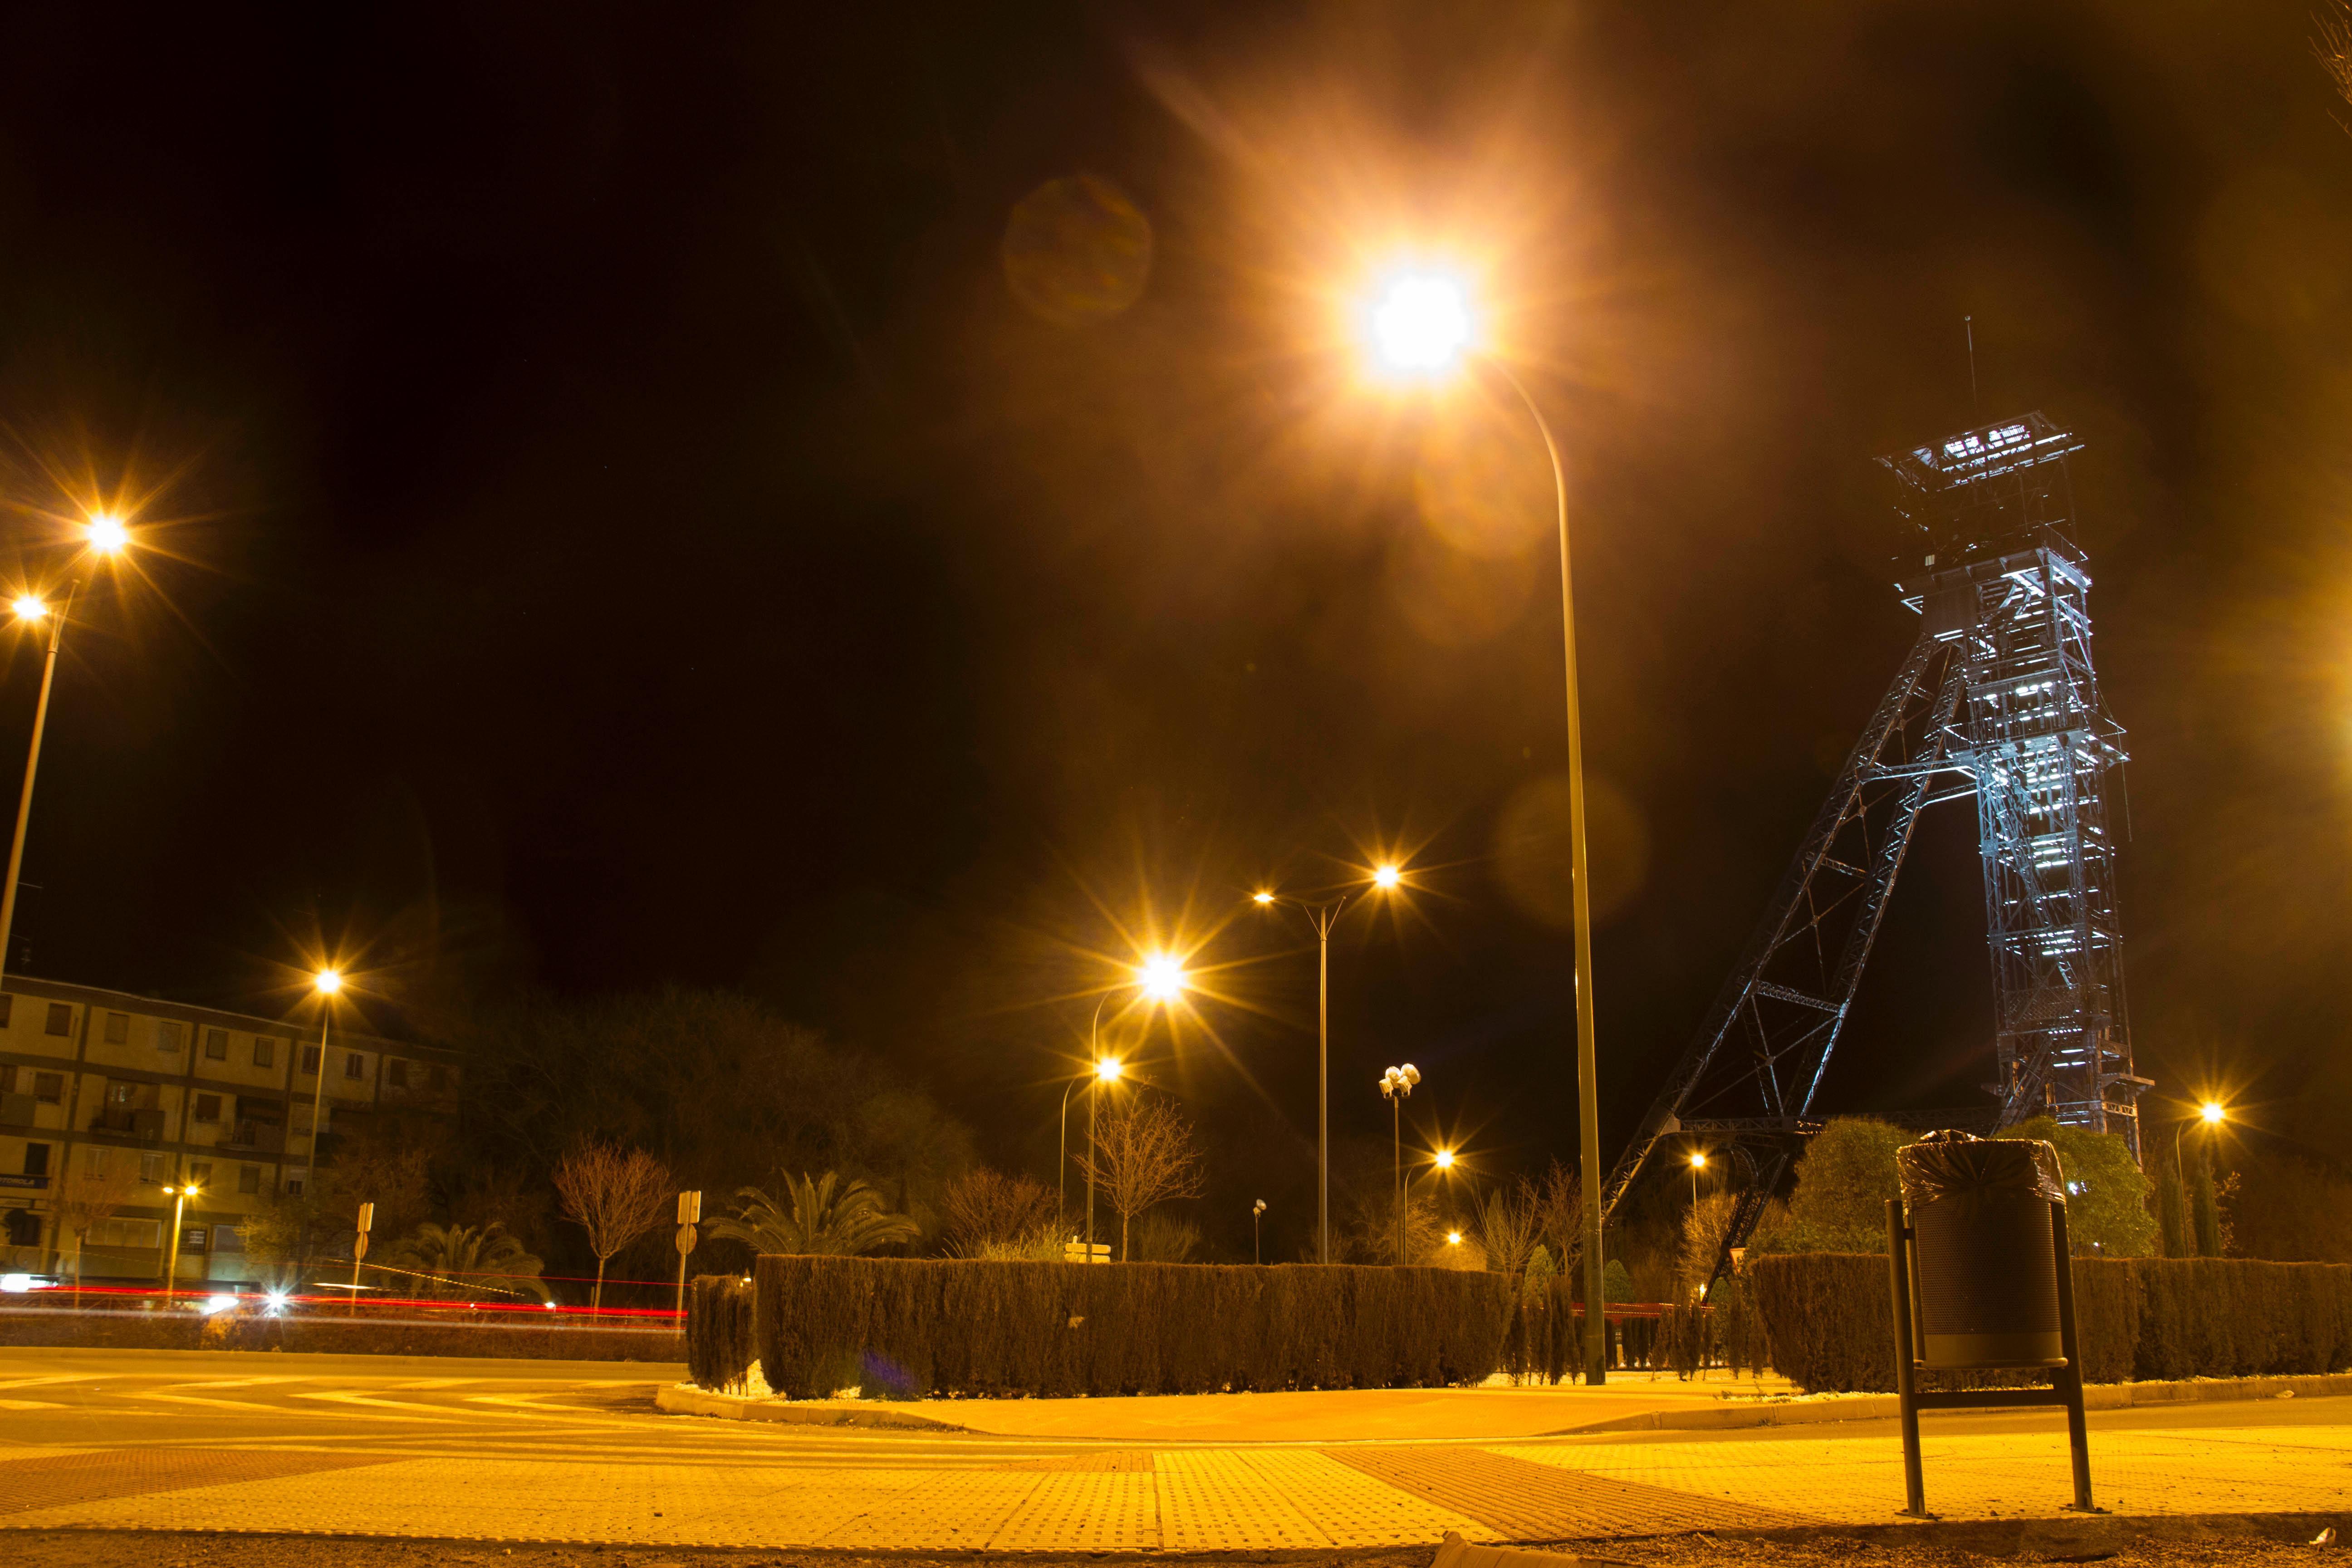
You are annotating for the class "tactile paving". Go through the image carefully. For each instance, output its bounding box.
[1327,1444,1815,1539]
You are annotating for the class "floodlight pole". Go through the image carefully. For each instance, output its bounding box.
[1306,900,1345,1266]
[0,580,78,993]
[1085,992,1112,1258]
[1492,362,1607,1385]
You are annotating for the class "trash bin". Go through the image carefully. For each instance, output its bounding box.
[1895,1131,2066,1370]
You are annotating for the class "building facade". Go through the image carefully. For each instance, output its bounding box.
[0,975,462,1285]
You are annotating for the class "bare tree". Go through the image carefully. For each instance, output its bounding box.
[52,1154,143,1306]
[552,1140,674,1309]
[1678,1191,1738,1303]
[2319,1,2352,115]
[1474,1177,1543,1283]
[1531,1159,1583,1284]
[939,1167,1055,1257]
[1077,1095,1205,1261]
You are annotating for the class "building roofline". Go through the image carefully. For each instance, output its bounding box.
[0,974,461,1061]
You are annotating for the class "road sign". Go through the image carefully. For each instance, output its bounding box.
[356,1201,374,1234]
[1062,1242,1110,1263]
[675,1222,698,1254]
[676,1190,702,1225]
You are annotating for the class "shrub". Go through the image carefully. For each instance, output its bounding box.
[753,1256,1516,1399]
[1751,1252,2349,1392]
[686,1274,758,1392]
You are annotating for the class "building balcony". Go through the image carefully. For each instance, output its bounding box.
[221,1121,286,1154]
[93,1108,167,1141]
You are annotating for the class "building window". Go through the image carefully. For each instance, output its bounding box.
[156,1019,181,1054]
[181,1225,208,1251]
[103,1011,128,1044]
[44,1003,72,1036]
[193,1093,222,1123]
[88,1217,160,1250]
[301,1044,320,1075]
[189,1161,212,1186]
[23,1143,49,1177]
[253,1036,275,1069]
[31,1072,62,1104]
[83,1145,107,1176]
[387,1058,409,1089]
[204,1029,228,1061]
[0,1064,11,1093]
[139,1152,162,1182]
[0,992,13,1027]
[238,1165,260,1194]
[344,1052,365,1081]
[284,1176,304,1196]
[429,1063,448,1092]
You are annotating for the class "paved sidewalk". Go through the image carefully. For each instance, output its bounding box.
[2,1377,2344,1551]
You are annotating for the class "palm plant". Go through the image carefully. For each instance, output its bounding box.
[381,1221,549,1302]
[705,1171,919,1257]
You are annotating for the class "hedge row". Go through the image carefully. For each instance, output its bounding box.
[1750,1253,2352,1392]
[0,1307,685,1362]
[687,1275,758,1391]
[751,1256,1516,1398]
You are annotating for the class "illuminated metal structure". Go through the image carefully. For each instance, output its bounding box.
[1602,413,2144,1272]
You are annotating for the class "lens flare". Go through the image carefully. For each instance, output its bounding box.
[1138,953,1187,1001]
[87,514,129,554]
[1369,273,1473,373]
[314,969,343,996]
[1372,863,1402,889]
[2200,1100,2226,1125]
[11,596,45,623]
[1095,1057,1124,1083]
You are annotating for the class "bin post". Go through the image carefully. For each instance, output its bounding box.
[2049,1201,2102,1514]
[1886,1197,1929,1518]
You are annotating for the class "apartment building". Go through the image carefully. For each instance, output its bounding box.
[0,975,462,1285]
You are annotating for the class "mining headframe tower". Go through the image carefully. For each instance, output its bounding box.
[1604,412,2147,1266]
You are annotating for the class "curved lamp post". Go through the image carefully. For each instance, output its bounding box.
[1364,272,1607,1382]
[1380,1063,1421,1264]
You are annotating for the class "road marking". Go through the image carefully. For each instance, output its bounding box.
[0,1376,99,1391]
[174,1377,309,1389]
[0,1398,67,1410]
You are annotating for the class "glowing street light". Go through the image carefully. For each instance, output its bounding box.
[1352,263,1608,1381]
[1369,273,1474,374]
[1254,862,1409,1264]
[302,966,348,1220]
[160,1181,203,1306]
[1139,953,1187,1001]
[1433,1147,1455,1171]
[1445,1230,1463,1248]
[1063,962,1184,1261]
[2200,1101,2225,1126]
[1096,1055,1125,1084]
[2175,1098,2230,1258]
[0,513,135,1000]
[1689,1149,1709,1207]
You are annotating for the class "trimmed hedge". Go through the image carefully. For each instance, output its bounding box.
[1751,1253,2350,1392]
[751,1256,1516,1399]
[686,1275,758,1392]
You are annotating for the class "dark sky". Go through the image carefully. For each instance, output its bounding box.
[0,4,2344,1257]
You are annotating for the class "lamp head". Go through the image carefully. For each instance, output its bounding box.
[1253,1199,1266,1215]
[1252,891,1275,906]
[1138,954,1186,1002]
[1446,1230,1462,1246]
[11,596,45,623]
[2200,1100,2225,1126]
[1372,863,1402,890]
[87,514,129,555]
[313,968,343,997]
[1690,1152,1707,1170]
[1095,1056,1124,1084]
[1433,1147,1455,1171]
[1369,272,1474,375]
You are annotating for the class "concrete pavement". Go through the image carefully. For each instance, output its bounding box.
[0,1348,2344,1552]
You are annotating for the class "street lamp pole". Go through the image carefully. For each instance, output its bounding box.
[1380,1064,1421,1264]
[0,581,79,991]
[1490,362,1607,1386]
[160,1181,200,1306]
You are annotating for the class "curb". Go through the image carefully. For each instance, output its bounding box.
[656,1383,968,1431]
[1549,1372,2352,1436]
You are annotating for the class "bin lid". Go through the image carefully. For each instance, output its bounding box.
[1897,1129,2063,1205]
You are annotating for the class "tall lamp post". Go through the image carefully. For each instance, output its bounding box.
[0,513,132,990]
[159,1180,202,1306]
[1255,863,1404,1267]
[2176,1100,2225,1256]
[1252,1198,1266,1265]
[1380,1063,1421,1264]
[1688,1150,1708,1209]
[1364,273,1607,1382]
[303,968,344,1219]
[1077,954,1187,1259]
[1402,1147,1456,1262]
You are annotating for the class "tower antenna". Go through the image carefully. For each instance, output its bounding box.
[1965,315,1979,410]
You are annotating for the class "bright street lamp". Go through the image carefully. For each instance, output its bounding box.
[302,967,345,1229]
[1139,953,1187,1002]
[1356,265,1607,1382]
[1254,863,1407,1265]
[87,514,130,556]
[160,1181,203,1305]
[2199,1101,2225,1126]
[1689,1150,1708,1207]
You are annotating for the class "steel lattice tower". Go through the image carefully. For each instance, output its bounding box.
[1601,412,2145,1269]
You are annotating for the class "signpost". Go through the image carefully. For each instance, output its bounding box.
[674,1190,701,1320]
[350,1201,373,1317]
[1061,1240,1110,1264]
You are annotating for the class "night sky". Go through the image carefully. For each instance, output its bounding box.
[0,4,2343,1257]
